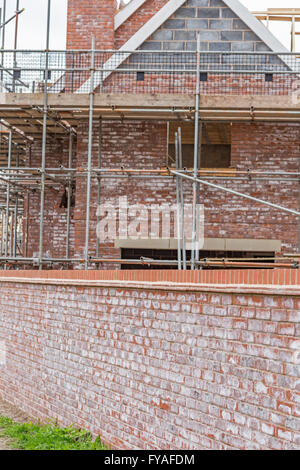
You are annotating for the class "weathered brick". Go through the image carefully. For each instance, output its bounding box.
[0,279,299,450]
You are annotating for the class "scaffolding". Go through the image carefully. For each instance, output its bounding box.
[1,2,300,270]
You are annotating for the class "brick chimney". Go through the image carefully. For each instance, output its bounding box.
[67,0,115,50]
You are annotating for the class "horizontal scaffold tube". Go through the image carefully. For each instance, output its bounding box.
[171,170,300,217]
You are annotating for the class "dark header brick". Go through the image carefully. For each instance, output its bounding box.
[186,19,209,29]
[174,30,197,40]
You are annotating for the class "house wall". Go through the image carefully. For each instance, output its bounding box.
[0,270,299,450]
[67,0,115,49]
[23,138,76,260]
[70,121,300,266]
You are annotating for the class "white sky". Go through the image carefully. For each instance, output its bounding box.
[1,0,300,50]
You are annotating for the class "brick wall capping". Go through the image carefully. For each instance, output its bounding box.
[0,274,300,296]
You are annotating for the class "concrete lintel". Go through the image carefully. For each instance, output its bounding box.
[115,237,281,252]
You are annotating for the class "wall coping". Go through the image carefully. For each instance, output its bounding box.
[0,276,300,296]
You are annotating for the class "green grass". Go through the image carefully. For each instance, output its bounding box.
[0,416,108,450]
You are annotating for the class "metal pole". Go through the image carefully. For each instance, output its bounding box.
[171,170,300,217]
[14,1,20,49]
[299,153,300,252]
[84,36,95,270]
[195,121,203,265]
[178,127,186,269]
[1,0,6,87]
[38,0,51,270]
[175,132,182,270]
[166,121,170,167]
[66,131,73,259]
[25,144,31,258]
[9,210,13,256]
[96,116,102,259]
[13,152,19,257]
[12,0,20,93]
[191,33,201,270]
[4,128,12,266]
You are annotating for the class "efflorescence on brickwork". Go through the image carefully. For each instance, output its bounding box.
[23,137,76,260]
[69,121,300,265]
[24,119,300,265]
[0,277,299,449]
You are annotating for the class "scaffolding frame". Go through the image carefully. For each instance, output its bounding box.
[0,4,300,269]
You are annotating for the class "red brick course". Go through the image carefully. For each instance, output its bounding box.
[1,268,300,286]
[0,273,299,449]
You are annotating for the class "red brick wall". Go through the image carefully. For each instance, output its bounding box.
[0,274,299,450]
[71,121,300,267]
[74,120,168,266]
[67,0,115,50]
[228,123,300,249]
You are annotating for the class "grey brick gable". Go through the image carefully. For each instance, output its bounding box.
[139,0,272,53]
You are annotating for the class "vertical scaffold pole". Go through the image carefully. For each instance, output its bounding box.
[66,130,73,260]
[12,0,19,93]
[195,121,203,266]
[1,0,6,87]
[96,116,102,259]
[25,144,31,258]
[0,210,3,255]
[4,128,12,267]
[175,131,182,270]
[38,0,51,270]
[191,33,201,270]
[178,127,186,269]
[166,122,169,167]
[84,36,95,270]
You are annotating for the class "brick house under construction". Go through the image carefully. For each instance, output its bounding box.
[1,0,300,269]
[2,2,300,452]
